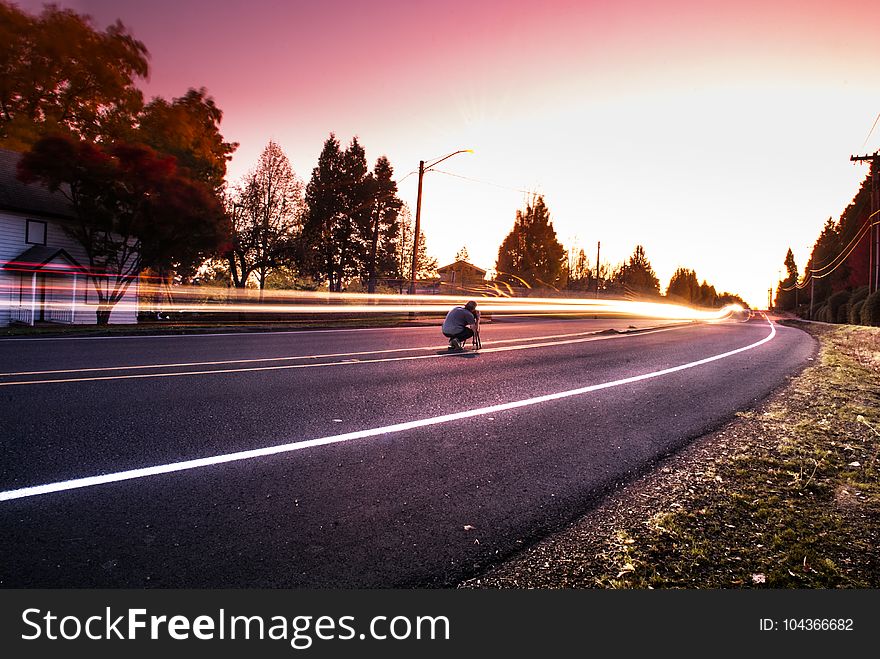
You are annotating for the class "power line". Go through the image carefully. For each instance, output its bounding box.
[430,169,534,195]
[781,213,880,291]
[861,112,880,150]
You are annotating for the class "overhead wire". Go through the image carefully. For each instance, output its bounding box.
[430,168,534,195]
[780,211,880,291]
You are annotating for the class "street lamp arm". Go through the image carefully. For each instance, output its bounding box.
[409,148,472,295]
[425,149,473,171]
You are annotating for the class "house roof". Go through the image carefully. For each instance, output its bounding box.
[437,259,487,274]
[2,245,85,274]
[0,148,75,219]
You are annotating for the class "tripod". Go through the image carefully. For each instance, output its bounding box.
[470,311,482,350]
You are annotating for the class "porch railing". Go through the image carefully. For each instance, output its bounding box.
[10,306,34,325]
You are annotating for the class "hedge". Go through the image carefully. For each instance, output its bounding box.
[860,291,880,326]
[850,300,864,325]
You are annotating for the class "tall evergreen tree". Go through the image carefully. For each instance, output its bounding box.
[698,280,718,307]
[666,267,700,303]
[495,195,567,290]
[775,247,799,310]
[336,136,371,289]
[302,134,344,290]
[301,134,375,291]
[617,245,660,297]
[362,155,402,293]
[804,218,839,304]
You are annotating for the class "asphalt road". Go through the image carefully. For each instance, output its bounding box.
[0,315,815,587]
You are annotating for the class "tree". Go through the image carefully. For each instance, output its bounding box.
[18,135,227,324]
[335,137,371,289]
[301,134,344,290]
[455,246,470,262]
[495,195,567,290]
[0,2,149,149]
[666,267,700,303]
[136,88,237,193]
[566,246,592,292]
[698,281,718,307]
[801,217,840,306]
[362,155,402,293]
[301,134,375,291]
[614,245,660,297]
[775,247,798,310]
[227,141,304,289]
[393,204,437,290]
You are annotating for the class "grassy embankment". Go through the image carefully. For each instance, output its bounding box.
[466,322,880,588]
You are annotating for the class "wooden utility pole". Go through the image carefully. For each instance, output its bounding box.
[810,275,815,319]
[595,241,601,299]
[409,159,425,295]
[850,152,878,293]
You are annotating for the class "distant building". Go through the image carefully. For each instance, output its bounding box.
[0,148,138,326]
[436,259,487,288]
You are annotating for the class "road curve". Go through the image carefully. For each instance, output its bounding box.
[0,316,814,586]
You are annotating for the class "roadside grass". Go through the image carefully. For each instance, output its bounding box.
[465,322,880,588]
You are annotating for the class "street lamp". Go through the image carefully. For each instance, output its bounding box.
[409,149,472,294]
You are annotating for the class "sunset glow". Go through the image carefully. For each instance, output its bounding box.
[14,0,880,307]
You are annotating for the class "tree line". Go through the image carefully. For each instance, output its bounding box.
[774,160,880,325]
[494,194,746,308]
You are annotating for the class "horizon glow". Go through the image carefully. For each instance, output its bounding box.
[13,0,880,308]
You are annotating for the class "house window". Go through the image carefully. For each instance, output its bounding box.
[26,219,47,246]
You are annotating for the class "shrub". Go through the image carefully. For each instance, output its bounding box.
[814,304,828,322]
[860,291,880,326]
[837,303,850,324]
[850,286,869,305]
[850,300,864,325]
[827,290,850,321]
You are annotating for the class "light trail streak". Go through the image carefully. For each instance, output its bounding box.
[0,281,745,322]
[0,317,776,502]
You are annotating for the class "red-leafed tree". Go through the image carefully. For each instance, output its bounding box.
[17,135,228,324]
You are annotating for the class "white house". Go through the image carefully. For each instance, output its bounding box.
[0,148,138,327]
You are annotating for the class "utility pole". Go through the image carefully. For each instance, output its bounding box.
[409,160,425,295]
[810,275,815,319]
[768,288,772,311]
[595,240,601,299]
[850,151,878,294]
[408,150,471,295]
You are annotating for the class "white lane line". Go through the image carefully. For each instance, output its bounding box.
[0,327,671,377]
[0,318,682,342]
[0,318,777,502]
[0,325,431,342]
[0,326,688,386]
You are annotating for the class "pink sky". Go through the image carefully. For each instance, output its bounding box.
[16,0,880,306]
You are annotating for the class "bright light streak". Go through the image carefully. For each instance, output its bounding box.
[0,281,748,322]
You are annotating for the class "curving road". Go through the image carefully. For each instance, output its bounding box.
[0,315,814,587]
